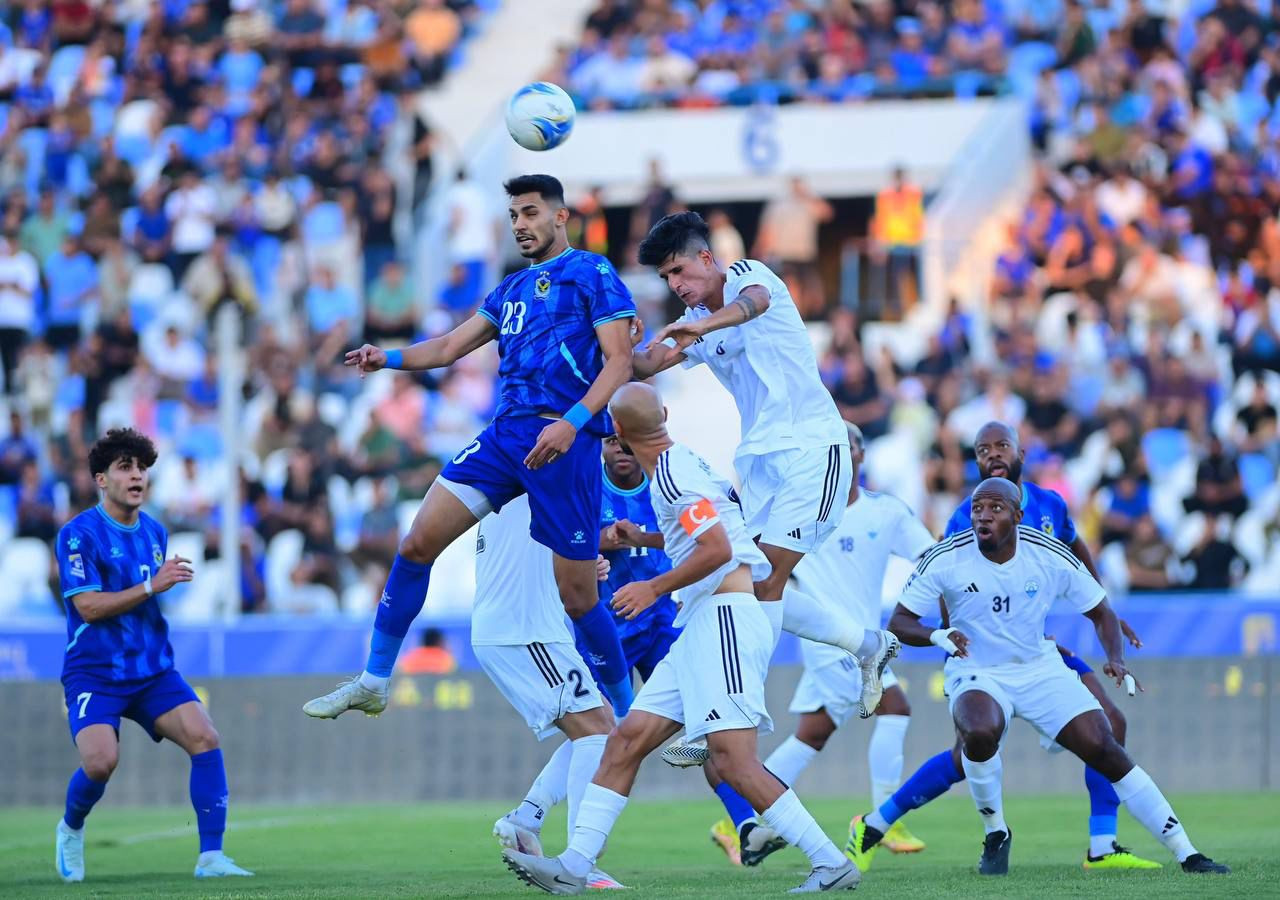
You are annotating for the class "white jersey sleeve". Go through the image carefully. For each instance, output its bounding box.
[651,444,770,624]
[888,498,937,562]
[1054,549,1107,613]
[897,541,951,618]
[471,495,573,646]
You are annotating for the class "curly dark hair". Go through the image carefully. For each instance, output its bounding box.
[88,428,158,477]
[503,174,565,206]
[637,211,711,267]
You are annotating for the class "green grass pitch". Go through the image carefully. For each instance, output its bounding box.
[1,792,1273,898]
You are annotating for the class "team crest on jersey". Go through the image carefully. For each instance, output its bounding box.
[68,553,84,579]
[475,533,486,553]
[1040,515,1055,536]
[152,544,163,566]
[1024,579,1040,598]
[534,272,551,299]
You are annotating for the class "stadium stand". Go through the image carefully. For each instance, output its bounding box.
[1,0,1278,621]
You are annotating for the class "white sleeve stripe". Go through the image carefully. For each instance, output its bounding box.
[655,453,680,504]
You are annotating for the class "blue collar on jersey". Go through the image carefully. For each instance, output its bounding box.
[529,246,575,267]
[1019,482,1029,511]
[94,503,141,532]
[602,462,648,496]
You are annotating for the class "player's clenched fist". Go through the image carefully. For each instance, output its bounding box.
[524,419,576,469]
[611,580,659,620]
[344,344,387,374]
[153,556,195,593]
[611,519,646,548]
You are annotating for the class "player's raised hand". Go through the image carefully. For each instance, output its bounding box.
[1103,659,1143,694]
[595,555,611,582]
[525,419,576,469]
[654,320,704,352]
[1119,618,1143,649]
[344,343,387,375]
[611,580,659,620]
[152,556,195,593]
[612,519,646,548]
[630,317,645,348]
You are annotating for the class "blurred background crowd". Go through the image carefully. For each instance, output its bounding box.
[0,0,1277,620]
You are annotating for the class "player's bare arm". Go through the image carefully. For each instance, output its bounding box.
[631,339,686,379]
[71,556,194,622]
[525,317,634,469]
[888,603,970,657]
[655,284,771,351]
[345,314,497,374]
[611,519,736,620]
[612,519,666,550]
[1083,599,1140,691]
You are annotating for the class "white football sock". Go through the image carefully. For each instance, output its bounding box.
[1090,832,1118,858]
[869,715,910,809]
[764,736,819,786]
[759,598,784,647]
[961,751,1007,835]
[566,735,607,843]
[561,784,628,878]
[358,671,389,691]
[518,739,573,830]
[761,788,846,870]
[781,585,869,657]
[1112,766,1197,862]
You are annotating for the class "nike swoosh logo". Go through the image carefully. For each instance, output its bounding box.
[553,874,579,887]
[58,847,71,878]
[819,875,847,890]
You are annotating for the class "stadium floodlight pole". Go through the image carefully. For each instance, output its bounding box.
[215,301,243,622]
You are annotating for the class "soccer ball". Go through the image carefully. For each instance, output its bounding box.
[505,82,575,151]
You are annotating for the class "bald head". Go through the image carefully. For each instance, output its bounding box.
[974,420,1023,483]
[972,476,1019,506]
[609,382,666,434]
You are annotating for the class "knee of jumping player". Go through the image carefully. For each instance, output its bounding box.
[1101,698,1127,745]
[707,737,755,784]
[959,727,1002,763]
[81,743,119,783]
[753,569,787,602]
[397,527,439,566]
[794,713,835,751]
[598,717,649,772]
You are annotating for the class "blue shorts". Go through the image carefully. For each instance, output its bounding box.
[63,669,200,744]
[578,616,682,688]
[440,415,602,560]
[1058,649,1093,676]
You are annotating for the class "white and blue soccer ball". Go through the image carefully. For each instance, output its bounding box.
[505,82,575,151]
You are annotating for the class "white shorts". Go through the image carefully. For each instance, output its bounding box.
[737,444,851,553]
[945,654,1101,746]
[789,658,899,728]
[630,592,774,741]
[474,641,603,740]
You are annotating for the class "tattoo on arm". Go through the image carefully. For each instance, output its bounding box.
[732,293,760,322]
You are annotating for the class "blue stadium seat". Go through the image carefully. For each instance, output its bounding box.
[1141,428,1191,479]
[1239,453,1275,503]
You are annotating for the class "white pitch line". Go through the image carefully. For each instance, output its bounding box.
[0,814,340,854]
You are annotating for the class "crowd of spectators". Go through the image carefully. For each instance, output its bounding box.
[4,0,1280,620]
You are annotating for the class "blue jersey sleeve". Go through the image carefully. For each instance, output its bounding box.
[478,285,502,328]
[583,258,635,328]
[1049,490,1077,543]
[942,500,971,538]
[56,523,103,599]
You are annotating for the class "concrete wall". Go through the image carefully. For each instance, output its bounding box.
[4,657,1275,808]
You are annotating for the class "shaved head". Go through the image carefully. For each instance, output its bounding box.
[972,476,1020,505]
[975,421,1019,450]
[609,382,666,433]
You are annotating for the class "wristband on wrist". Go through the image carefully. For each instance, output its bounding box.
[930,627,959,655]
[384,348,404,369]
[564,402,591,430]
[144,574,154,596]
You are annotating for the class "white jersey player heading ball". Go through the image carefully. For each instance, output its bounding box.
[888,477,1228,877]
[631,211,895,704]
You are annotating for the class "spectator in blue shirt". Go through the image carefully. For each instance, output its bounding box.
[890,20,934,90]
[43,234,98,351]
[305,265,360,343]
[0,410,38,485]
[1101,470,1151,545]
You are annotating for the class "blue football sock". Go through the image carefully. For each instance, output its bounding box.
[714,782,757,830]
[189,749,228,853]
[1085,764,1120,839]
[573,601,631,709]
[63,768,106,830]
[366,555,433,677]
[878,749,963,827]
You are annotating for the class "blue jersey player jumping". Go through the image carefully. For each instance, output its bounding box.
[846,421,1156,874]
[53,428,252,883]
[305,174,639,721]
[581,433,681,683]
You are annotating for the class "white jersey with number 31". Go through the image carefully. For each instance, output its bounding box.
[898,525,1105,670]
